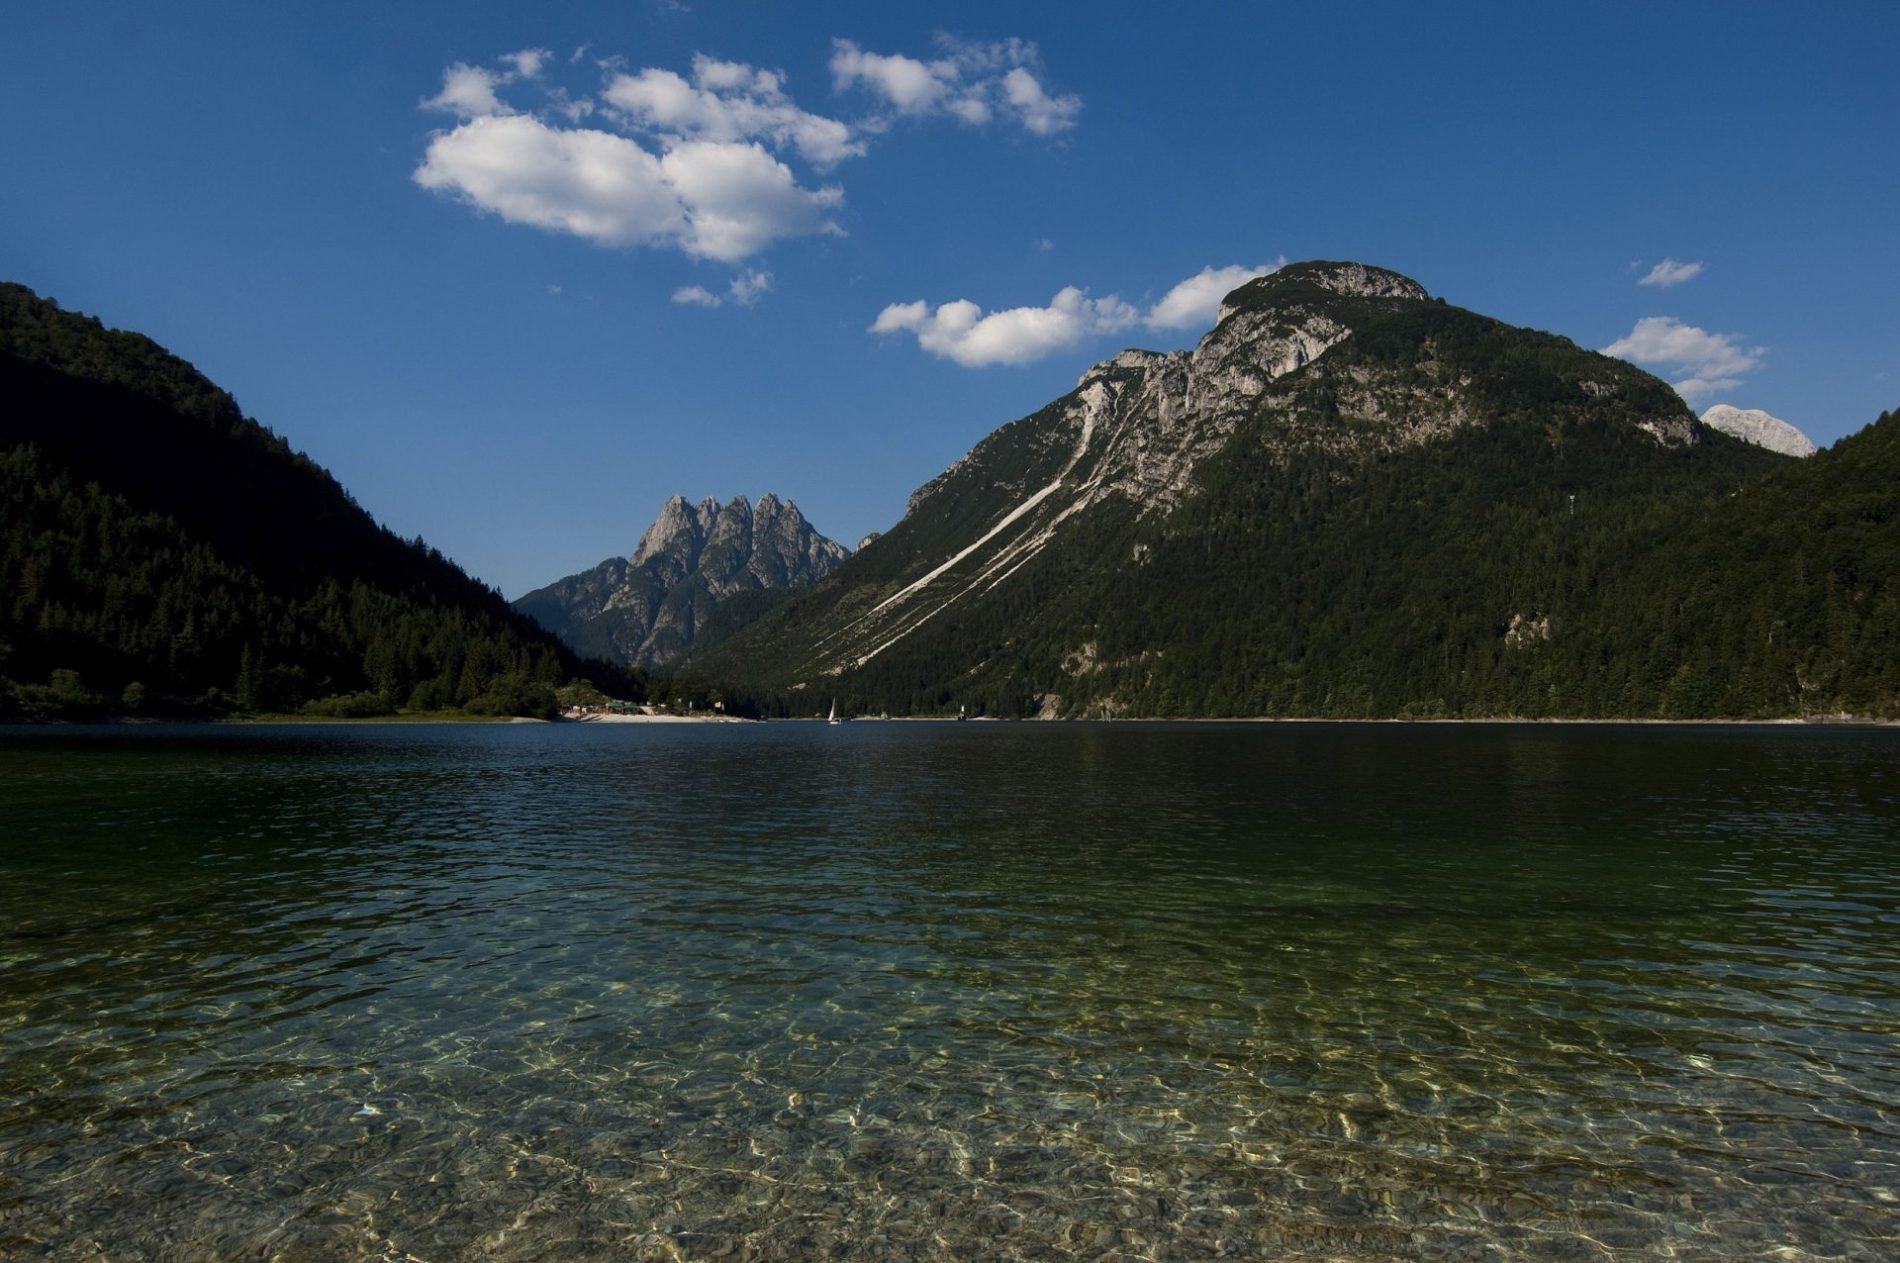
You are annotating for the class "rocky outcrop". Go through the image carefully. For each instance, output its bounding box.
[905,264,1445,525]
[629,493,848,595]
[1701,404,1816,457]
[515,494,847,668]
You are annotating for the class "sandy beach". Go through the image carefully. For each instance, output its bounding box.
[564,710,752,724]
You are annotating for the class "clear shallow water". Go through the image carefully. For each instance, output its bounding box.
[1,722,1896,1261]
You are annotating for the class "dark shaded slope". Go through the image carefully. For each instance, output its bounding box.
[1615,408,1899,717]
[0,283,630,715]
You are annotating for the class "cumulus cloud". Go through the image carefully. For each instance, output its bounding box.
[658,140,841,261]
[830,36,1080,135]
[415,50,844,263]
[416,37,1070,272]
[413,116,838,262]
[1637,258,1704,289]
[827,43,948,114]
[423,48,554,118]
[501,48,550,79]
[423,63,514,118]
[872,287,1137,367]
[1001,67,1080,136]
[1144,262,1284,330]
[871,261,1299,367]
[672,284,721,307]
[415,115,684,247]
[602,54,862,168]
[1602,316,1764,403]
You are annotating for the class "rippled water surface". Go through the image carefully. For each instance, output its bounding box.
[1,722,1897,1261]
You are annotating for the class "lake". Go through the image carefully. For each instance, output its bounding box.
[1,722,1896,1260]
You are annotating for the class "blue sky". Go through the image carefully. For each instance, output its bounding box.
[5,1,1896,597]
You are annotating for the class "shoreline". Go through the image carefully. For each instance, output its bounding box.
[4,712,1894,729]
[765,713,1900,728]
[566,711,752,724]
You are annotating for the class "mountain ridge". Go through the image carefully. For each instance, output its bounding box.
[687,261,1895,720]
[694,262,1716,687]
[0,281,626,718]
[515,492,848,669]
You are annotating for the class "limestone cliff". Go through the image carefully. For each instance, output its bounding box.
[1701,404,1817,457]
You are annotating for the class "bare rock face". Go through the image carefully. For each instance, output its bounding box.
[515,494,848,669]
[1701,404,1817,458]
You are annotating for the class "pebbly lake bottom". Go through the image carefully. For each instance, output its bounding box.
[0,722,1896,1261]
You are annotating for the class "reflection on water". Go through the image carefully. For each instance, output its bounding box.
[1,722,1897,1260]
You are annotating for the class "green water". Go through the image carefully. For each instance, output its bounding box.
[1,722,1896,1260]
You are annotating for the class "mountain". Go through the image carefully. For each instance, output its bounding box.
[688,261,1896,720]
[1701,404,1817,457]
[514,493,848,669]
[0,282,629,718]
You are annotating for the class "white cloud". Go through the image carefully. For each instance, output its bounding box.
[546,87,594,121]
[829,37,1079,136]
[1637,258,1704,288]
[948,96,992,126]
[671,270,773,309]
[658,140,841,261]
[424,49,553,118]
[870,260,1301,367]
[827,43,948,114]
[602,54,862,168]
[417,47,849,262]
[416,37,1067,266]
[1001,67,1080,136]
[872,287,1138,367]
[415,115,683,247]
[423,63,515,118]
[501,48,550,79]
[1602,316,1764,403]
[413,117,838,261]
[1144,262,1283,330]
[727,268,772,306]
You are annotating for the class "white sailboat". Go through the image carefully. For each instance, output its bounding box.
[828,699,842,725]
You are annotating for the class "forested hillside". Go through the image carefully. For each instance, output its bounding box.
[0,283,638,718]
[685,264,1896,720]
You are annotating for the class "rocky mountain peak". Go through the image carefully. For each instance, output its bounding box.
[1077,348,1183,389]
[516,493,849,669]
[632,494,708,567]
[1701,404,1817,458]
[1301,261,1431,301]
[1216,261,1430,326]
